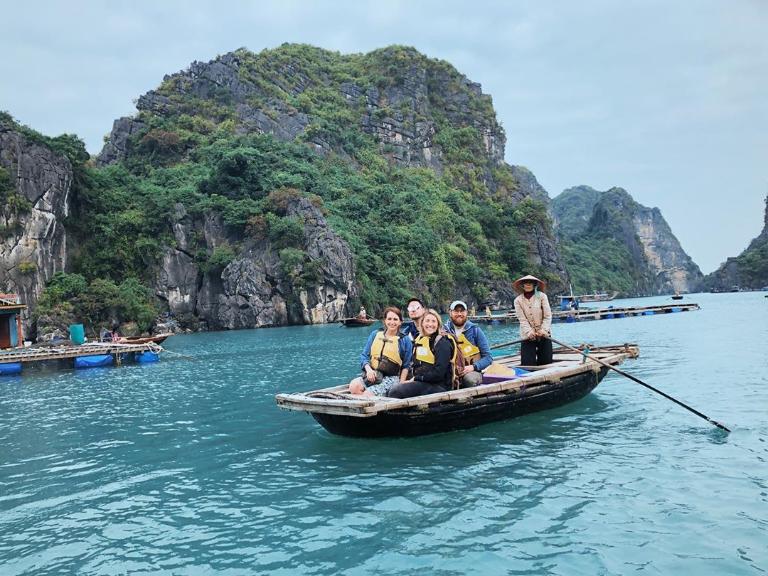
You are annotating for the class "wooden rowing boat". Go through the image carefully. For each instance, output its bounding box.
[339,317,377,327]
[276,344,639,438]
[577,291,619,302]
[117,333,172,345]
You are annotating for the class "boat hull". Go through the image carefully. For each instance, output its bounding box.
[341,318,376,327]
[311,367,608,438]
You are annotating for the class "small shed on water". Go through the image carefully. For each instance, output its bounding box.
[0,293,26,349]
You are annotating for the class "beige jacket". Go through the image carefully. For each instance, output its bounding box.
[514,293,552,339]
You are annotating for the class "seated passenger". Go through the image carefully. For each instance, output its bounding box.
[444,300,492,388]
[400,297,425,340]
[388,309,455,399]
[348,307,413,397]
[357,306,367,319]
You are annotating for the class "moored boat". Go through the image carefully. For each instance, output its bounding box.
[577,291,619,302]
[276,344,639,437]
[340,317,377,327]
[118,333,173,344]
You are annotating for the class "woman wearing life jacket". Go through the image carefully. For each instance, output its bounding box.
[388,308,456,399]
[348,307,413,397]
[513,274,553,365]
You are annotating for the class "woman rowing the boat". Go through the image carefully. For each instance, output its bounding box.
[387,309,456,399]
[348,307,413,397]
[513,274,553,366]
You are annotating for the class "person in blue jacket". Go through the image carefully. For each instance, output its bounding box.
[400,296,425,340]
[348,306,413,397]
[443,300,492,387]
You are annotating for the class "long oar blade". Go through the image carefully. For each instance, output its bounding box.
[549,337,730,433]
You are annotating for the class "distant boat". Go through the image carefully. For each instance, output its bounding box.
[577,291,619,302]
[118,334,172,345]
[671,293,684,300]
[340,317,377,327]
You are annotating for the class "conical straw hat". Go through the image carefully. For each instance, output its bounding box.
[512,274,547,293]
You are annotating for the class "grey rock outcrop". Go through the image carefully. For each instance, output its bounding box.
[151,197,356,330]
[0,125,72,330]
[98,47,505,175]
[632,205,703,294]
[95,116,146,166]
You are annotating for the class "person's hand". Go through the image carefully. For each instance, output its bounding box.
[527,333,538,341]
[399,379,414,384]
[460,365,475,376]
[364,366,376,383]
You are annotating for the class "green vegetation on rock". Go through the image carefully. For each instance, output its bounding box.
[6,43,559,330]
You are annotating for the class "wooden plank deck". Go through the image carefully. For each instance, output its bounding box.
[0,342,163,364]
[469,303,700,324]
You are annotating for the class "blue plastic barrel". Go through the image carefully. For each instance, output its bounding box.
[671,307,681,313]
[74,354,113,369]
[136,351,159,363]
[69,324,85,345]
[643,310,655,316]
[0,362,22,376]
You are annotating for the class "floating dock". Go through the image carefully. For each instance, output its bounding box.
[470,303,700,324]
[0,342,163,375]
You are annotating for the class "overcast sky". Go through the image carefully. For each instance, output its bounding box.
[2,0,766,273]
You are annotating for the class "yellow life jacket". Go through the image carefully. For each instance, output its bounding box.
[455,331,480,364]
[413,333,461,389]
[370,331,402,374]
[413,334,436,365]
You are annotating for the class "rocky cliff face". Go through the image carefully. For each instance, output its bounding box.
[552,186,703,295]
[152,196,356,329]
[632,204,702,294]
[702,195,768,290]
[0,124,72,328]
[98,48,504,174]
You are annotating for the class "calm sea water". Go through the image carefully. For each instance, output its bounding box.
[1,292,767,575]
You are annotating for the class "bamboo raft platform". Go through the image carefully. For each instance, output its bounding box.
[469,302,700,324]
[276,344,639,437]
[0,342,164,365]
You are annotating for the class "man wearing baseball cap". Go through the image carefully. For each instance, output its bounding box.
[444,299,492,387]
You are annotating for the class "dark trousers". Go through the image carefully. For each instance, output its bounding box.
[521,337,553,366]
[387,381,447,399]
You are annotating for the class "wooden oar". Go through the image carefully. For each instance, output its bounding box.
[549,337,731,433]
[490,339,525,350]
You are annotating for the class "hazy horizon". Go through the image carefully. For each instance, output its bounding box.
[2,0,766,274]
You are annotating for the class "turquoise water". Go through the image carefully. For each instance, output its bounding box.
[1,292,767,575]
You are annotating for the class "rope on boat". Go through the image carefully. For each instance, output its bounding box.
[306,391,352,400]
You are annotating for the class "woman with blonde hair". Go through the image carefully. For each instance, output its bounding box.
[388,308,456,399]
